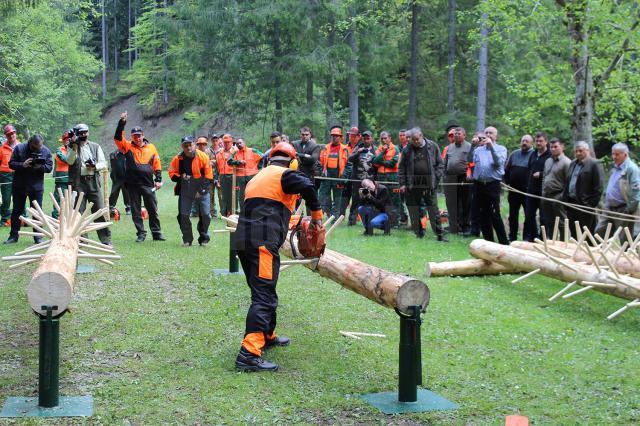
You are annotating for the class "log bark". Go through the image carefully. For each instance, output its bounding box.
[470,239,640,301]
[281,239,429,314]
[427,259,522,277]
[27,237,78,316]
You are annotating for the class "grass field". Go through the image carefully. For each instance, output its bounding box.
[1,177,639,425]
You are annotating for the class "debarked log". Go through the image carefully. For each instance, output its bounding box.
[469,239,640,301]
[426,258,523,277]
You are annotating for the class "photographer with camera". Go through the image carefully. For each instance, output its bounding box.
[4,134,53,244]
[356,178,393,236]
[66,123,112,246]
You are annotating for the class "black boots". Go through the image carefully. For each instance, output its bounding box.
[265,336,290,348]
[235,347,279,372]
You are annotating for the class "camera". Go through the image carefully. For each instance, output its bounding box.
[85,158,96,168]
[30,152,45,165]
[359,187,371,198]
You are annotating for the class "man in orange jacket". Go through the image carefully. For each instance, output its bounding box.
[114,112,166,243]
[234,142,324,372]
[214,134,237,217]
[228,138,263,213]
[319,126,352,218]
[0,125,19,225]
[169,136,214,246]
[52,131,71,219]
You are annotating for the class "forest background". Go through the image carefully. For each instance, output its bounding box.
[0,0,638,163]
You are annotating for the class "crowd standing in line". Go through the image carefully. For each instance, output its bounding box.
[2,115,638,247]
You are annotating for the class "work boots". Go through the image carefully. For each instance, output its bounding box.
[265,335,290,348]
[235,347,279,372]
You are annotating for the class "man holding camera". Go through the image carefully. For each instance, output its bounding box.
[357,179,393,235]
[114,112,165,243]
[66,123,111,246]
[4,134,53,244]
[346,130,376,225]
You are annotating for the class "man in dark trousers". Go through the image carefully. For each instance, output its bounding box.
[523,132,551,241]
[234,142,324,372]
[442,127,472,234]
[346,130,376,225]
[504,134,533,241]
[168,136,214,246]
[292,126,321,185]
[357,178,393,235]
[114,112,166,243]
[4,134,53,244]
[562,141,604,238]
[0,125,19,226]
[109,148,131,215]
[398,127,447,241]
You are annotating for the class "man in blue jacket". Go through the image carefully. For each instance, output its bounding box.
[4,134,53,244]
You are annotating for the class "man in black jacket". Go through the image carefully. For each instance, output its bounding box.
[4,134,53,244]
[523,132,551,241]
[504,135,533,241]
[399,127,447,241]
[109,149,130,215]
[346,130,376,225]
[292,127,321,186]
[357,179,393,235]
[562,141,604,238]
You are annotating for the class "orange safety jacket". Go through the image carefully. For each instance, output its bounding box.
[215,148,237,176]
[245,165,299,213]
[0,141,16,173]
[168,150,214,181]
[228,147,262,177]
[319,143,349,176]
[54,145,69,173]
[373,143,399,174]
[115,132,162,187]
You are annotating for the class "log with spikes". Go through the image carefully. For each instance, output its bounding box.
[1,188,120,315]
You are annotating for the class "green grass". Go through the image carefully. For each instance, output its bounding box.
[1,177,640,424]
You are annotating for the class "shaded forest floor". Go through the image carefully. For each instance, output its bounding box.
[1,178,640,424]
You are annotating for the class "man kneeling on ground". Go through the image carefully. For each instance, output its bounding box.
[357,178,393,236]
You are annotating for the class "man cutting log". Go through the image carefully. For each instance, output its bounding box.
[234,142,325,372]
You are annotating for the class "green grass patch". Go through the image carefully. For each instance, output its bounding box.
[1,177,639,424]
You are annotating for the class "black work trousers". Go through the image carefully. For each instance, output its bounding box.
[109,179,130,210]
[443,174,471,233]
[219,174,233,217]
[406,187,443,237]
[177,182,211,244]
[566,198,597,239]
[128,184,162,238]
[507,191,527,241]
[474,180,508,244]
[75,175,111,244]
[9,187,43,241]
[238,245,280,356]
[523,196,543,242]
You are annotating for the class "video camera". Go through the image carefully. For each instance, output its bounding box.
[30,152,45,166]
[359,187,371,198]
[85,158,96,168]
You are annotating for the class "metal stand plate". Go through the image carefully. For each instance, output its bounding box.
[76,264,96,274]
[1,396,93,418]
[361,389,457,414]
[212,267,243,275]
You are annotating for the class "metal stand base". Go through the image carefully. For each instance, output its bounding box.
[1,396,93,418]
[76,264,96,274]
[212,267,243,275]
[361,389,457,414]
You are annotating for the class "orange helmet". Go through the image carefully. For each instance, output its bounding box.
[330,126,343,137]
[270,142,296,159]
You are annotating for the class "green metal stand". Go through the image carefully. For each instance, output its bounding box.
[0,306,93,418]
[213,232,242,275]
[361,306,458,414]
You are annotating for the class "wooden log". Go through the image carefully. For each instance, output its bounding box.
[281,237,430,314]
[470,239,640,301]
[426,259,522,277]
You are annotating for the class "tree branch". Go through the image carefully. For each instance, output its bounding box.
[595,14,640,88]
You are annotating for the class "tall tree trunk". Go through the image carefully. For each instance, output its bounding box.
[325,15,336,138]
[447,0,456,115]
[272,20,283,133]
[101,0,107,100]
[476,11,489,132]
[162,0,168,105]
[128,0,132,69]
[407,0,419,128]
[113,0,119,81]
[306,72,313,107]
[347,6,358,127]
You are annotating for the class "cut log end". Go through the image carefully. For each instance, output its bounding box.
[396,279,430,314]
[27,271,73,315]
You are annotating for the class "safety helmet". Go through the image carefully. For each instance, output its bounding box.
[330,127,343,137]
[3,125,16,135]
[347,126,359,135]
[75,123,89,133]
[270,142,296,159]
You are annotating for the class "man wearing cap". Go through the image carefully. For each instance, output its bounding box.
[215,134,237,217]
[52,131,71,219]
[67,123,111,245]
[346,130,376,225]
[114,112,166,243]
[319,126,352,219]
[0,125,19,225]
[234,142,324,372]
[228,138,263,214]
[169,136,214,246]
[340,126,361,219]
[191,137,211,217]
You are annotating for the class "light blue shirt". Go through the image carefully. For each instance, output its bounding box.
[606,159,628,206]
[472,143,507,182]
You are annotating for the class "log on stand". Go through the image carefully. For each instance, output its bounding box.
[426,259,522,277]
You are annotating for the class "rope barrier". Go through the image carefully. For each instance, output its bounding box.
[313,175,474,186]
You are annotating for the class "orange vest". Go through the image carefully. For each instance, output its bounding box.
[245,165,298,212]
[215,148,236,175]
[320,143,348,176]
[232,148,261,177]
[168,150,214,181]
[54,145,69,173]
[375,143,399,174]
[0,142,15,173]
